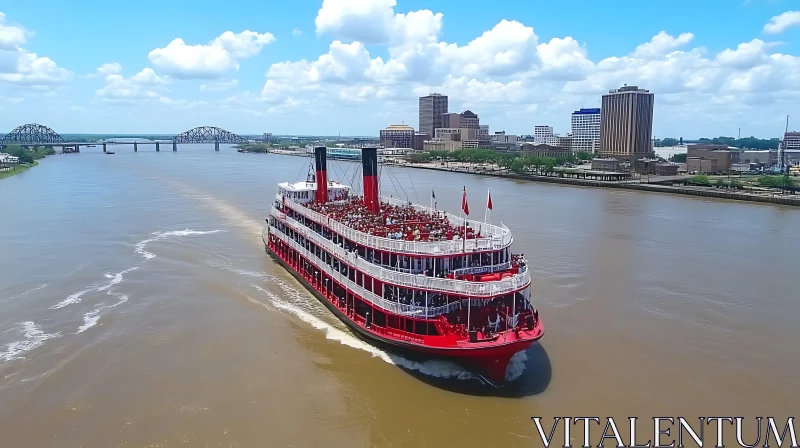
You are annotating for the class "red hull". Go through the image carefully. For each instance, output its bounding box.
[265,235,544,384]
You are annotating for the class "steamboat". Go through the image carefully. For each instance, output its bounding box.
[263,147,544,386]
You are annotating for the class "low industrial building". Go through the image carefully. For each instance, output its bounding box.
[634,158,659,174]
[686,144,734,173]
[423,140,462,152]
[655,164,679,176]
[687,157,721,174]
[591,158,621,171]
[520,143,572,159]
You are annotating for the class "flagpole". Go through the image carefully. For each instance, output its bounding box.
[484,188,489,224]
[486,188,492,224]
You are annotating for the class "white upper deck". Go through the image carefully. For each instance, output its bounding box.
[277,181,351,204]
[275,190,513,255]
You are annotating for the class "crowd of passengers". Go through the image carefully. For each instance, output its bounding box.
[449,294,535,334]
[305,197,483,242]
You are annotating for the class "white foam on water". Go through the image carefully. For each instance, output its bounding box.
[65,261,93,277]
[204,260,268,280]
[506,351,528,382]
[51,267,139,310]
[76,309,102,333]
[50,288,93,310]
[135,229,223,260]
[5,283,49,303]
[0,321,61,362]
[108,294,128,308]
[251,284,476,381]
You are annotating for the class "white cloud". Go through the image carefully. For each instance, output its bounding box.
[0,12,71,87]
[763,11,800,34]
[157,97,210,109]
[148,30,275,79]
[0,12,27,50]
[252,1,800,137]
[96,62,122,76]
[84,62,122,78]
[95,67,169,102]
[631,31,694,59]
[0,51,71,86]
[200,79,239,91]
[267,97,309,114]
[714,39,772,69]
[292,28,302,36]
[315,0,442,45]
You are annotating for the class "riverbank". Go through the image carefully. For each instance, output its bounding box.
[0,161,39,180]
[398,162,800,207]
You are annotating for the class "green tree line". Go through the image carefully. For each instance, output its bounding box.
[3,145,55,164]
[407,149,594,175]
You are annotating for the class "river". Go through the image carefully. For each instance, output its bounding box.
[1,145,798,447]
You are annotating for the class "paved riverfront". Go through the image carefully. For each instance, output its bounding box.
[0,146,797,447]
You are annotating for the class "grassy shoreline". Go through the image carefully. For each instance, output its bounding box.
[0,160,39,180]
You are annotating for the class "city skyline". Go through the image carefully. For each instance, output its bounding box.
[1,0,799,137]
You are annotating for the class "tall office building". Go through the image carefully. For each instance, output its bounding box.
[570,108,601,153]
[534,126,553,141]
[459,110,480,128]
[419,93,448,138]
[599,85,654,159]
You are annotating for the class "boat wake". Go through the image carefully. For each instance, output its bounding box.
[50,267,139,310]
[4,283,49,304]
[250,284,477,381]
[135,229,223,260]
[0,321,61,362]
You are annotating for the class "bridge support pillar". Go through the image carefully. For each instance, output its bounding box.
[215,141,220,151]
[155,142,159,152]
[103,143,107,153]
[173,142,177,151]
[134,142,138,152]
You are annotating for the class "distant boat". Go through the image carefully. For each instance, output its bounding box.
[106,150,115,154]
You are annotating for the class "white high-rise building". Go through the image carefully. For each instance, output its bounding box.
[533,125,560,146]
[570,108,601,153]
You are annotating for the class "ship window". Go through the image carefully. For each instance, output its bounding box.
[414,322,438,336]
[373,309,386,327]
[354,299,370,318]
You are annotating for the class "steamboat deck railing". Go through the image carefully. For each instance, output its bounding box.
[278,193,512,256]
[271,211,531,298]
[266,225,460,318]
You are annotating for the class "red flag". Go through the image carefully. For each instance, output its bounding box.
[462,186,470,215]
[487,190,492,210]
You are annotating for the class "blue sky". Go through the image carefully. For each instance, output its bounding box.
[1,0,798,138]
